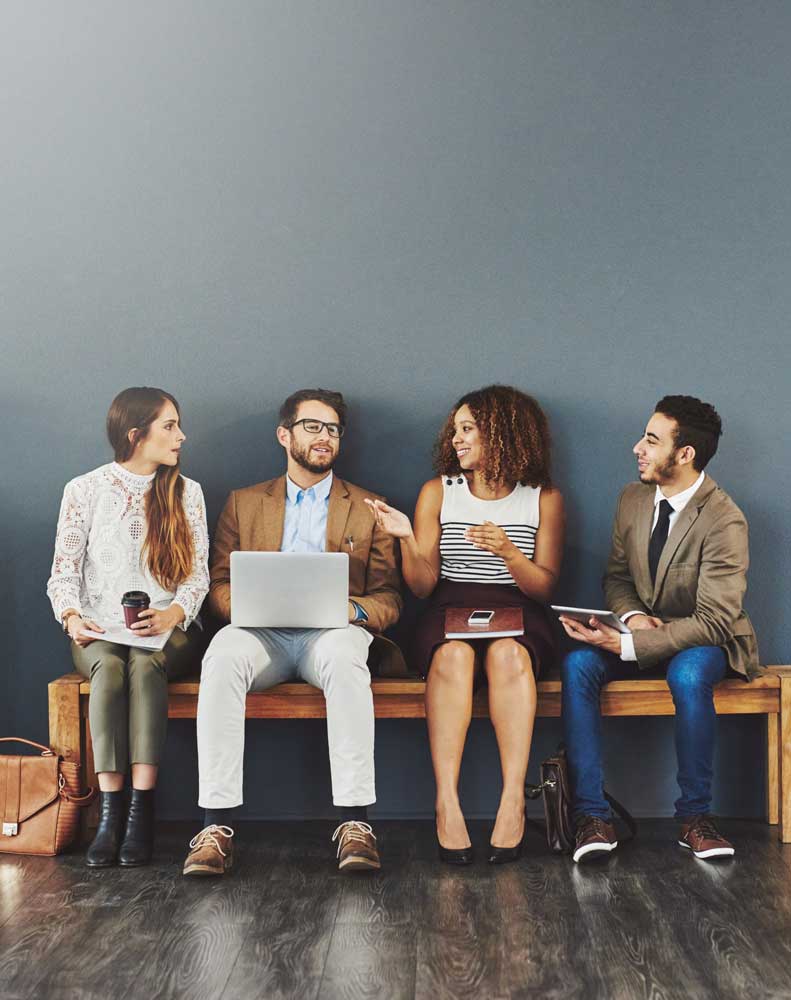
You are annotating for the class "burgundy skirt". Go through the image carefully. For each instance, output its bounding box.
[413,580,557,679]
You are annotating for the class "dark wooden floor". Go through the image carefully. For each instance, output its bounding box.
[2,819,791,1000]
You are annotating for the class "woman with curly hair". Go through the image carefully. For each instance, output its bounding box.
[367,385,564,865]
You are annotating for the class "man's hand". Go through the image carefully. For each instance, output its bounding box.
[559,615,622,655]
[627,614,663,631]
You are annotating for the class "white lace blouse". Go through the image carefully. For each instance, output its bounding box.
[47,462,210,630]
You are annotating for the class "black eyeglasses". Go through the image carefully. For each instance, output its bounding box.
[288,419,345,439]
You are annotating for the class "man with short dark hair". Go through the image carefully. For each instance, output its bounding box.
[560,395,759,863]
[183,389,402,876]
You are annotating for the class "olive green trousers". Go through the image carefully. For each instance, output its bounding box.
[71,625,202,773]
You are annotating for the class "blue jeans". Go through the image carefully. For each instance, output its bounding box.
[561,645,728,820]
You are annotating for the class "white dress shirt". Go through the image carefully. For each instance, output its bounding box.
[620,471,706,661]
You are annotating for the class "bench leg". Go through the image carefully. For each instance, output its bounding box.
[48,676,88,840]
[48,676,83,768]
[781,676,791,843]
[767,713,779,825]
[48,676,104,844]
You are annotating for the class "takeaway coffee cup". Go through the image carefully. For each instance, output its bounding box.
[122,591,150,629]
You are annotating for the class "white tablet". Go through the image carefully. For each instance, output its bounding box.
[550,605,632,634]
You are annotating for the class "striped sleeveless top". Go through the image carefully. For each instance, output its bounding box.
[439,475,541,585]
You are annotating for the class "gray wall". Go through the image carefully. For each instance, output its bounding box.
[1,2,789,820]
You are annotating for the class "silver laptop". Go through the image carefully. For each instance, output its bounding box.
[230,551,349,628]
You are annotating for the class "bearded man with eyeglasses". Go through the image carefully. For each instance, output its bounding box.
[183,389,402,877]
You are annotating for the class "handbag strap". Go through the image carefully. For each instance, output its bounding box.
[59,784,97,806]
[0,737,55,756]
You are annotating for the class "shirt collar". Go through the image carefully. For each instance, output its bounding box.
[655,470,705,514]
[110,462,156,487]
[286,470,333,505]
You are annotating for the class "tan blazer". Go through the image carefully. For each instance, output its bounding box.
[208,473,405,673]
[604,476,760,680]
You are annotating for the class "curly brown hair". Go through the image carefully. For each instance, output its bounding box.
[433,385,552,489]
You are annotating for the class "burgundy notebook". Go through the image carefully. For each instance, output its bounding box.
[444,607,524,640]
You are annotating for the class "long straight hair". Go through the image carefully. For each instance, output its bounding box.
[106,387,194,591]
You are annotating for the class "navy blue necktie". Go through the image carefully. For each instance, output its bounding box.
[648,499,673,585]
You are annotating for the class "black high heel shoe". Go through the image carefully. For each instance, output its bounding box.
[435,815,474,866]
[487,837,524,865]
[488,811,526,865]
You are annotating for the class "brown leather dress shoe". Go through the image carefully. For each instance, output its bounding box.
[573,815,618,864]
[182,825,235,876]
[678,815,735,859]
[332,821,381,872]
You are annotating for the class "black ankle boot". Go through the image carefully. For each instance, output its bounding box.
[86,791,126,867]
[119,789,155,867]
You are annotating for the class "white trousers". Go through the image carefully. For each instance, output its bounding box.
[197,624,375,808]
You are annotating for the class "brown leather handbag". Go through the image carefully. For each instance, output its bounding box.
[526,744,636,853]
[0,737,96,856]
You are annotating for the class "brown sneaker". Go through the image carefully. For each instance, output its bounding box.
[182,825,234,876]
[678,815,735,859]
[573,815,618,863]
[331,821,381,872]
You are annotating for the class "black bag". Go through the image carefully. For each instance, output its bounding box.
[526,744,637,853]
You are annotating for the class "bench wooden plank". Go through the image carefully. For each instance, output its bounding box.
[77,675,783,697]
[162,686,780,720]
[67,674,784,719]
[74,674,782,720]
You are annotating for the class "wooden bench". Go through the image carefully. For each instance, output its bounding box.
[48,665,791,841]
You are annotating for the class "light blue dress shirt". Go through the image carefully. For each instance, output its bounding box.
[281,471,333,554]
[280,471,367,622]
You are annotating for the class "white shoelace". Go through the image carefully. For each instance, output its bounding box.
[331,821,375,858]
[189,824,235,857]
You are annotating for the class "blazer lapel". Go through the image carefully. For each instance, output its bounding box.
[632,489,656,602]
[326,476,352,553]
[652,476,716,602]
[258,477,286,551]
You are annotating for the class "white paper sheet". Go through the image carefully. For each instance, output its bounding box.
[81,622,173,651]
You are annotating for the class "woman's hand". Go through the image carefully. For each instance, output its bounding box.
[130,604,185,636]
[67,615,104,647]
[465,521,518,560]
[364,498,414,539]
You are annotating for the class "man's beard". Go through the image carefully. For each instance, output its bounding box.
[641,451,678,484]
[290,440,337,475]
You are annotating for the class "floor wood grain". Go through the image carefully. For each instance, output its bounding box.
[1,820,791,1000]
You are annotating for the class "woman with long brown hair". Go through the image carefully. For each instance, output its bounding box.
[47,387,209,867]
[368,385,564,864]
